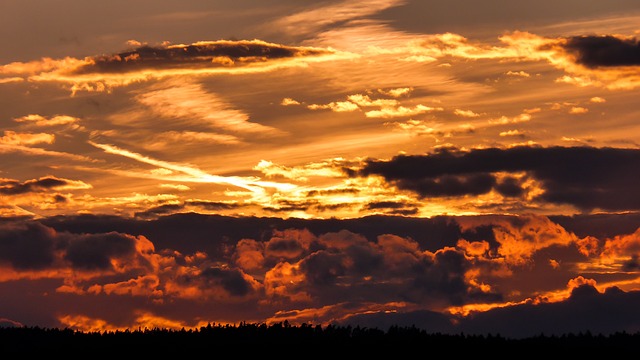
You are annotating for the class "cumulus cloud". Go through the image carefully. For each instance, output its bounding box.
[0,221,148,273]
[1,213,636,333]
[454,109,481,118]
[305,92,442,119]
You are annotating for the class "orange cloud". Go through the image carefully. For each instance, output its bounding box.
[136,79,283,136]
[454,109,481,118]
[234,239,266,273]
[13,114,80,127]
[263,261,311,302]
[0,131,54,146]
[569,106,589,114]
[365,104,442,118]
[457,215,578,266]
[457,239,490,257]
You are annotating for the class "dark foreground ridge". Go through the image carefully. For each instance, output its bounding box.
[2,321,638,355]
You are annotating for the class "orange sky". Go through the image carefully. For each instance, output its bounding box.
[1,0,640,338]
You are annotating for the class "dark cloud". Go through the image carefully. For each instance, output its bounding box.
[63,232,137,270]
[0,176,74,195]
[41,213,466,255]
[363,201,414,210]
[185,200,243,211]
[3,213,640,335]
[0,222,56,269]
[300,250,348,286]
[296,233,502,307]
[135,204,185,219]
[389,173,496,197]
[72,40,332,74]
[358,146,640,211]
[265,237,306,259]
[362,201,419,216]
[495,176,526,197]
[563,35,640,68]
[53,194,68,203]
[0,220,143,272]
[338,285,640,338]
[458,285,640,338]
[622,255,640,271]
[551,212,640,239]
[306,188,360,197]
[135,201,244,219]
[198,267,253,297]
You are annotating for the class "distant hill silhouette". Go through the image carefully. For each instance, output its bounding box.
[2,321,637,355]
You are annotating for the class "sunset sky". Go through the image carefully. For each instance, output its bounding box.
[1,0,640,338]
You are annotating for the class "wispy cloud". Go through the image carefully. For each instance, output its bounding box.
[0,131,54,146]
[89,141,296,193]
[136,79,284,136]
[0,40,347,94]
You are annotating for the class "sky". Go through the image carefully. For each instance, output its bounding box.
[1,0,640,338]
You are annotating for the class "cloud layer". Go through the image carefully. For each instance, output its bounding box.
[358,146,640,211]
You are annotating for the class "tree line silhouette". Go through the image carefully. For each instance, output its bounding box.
[2,321,638,355]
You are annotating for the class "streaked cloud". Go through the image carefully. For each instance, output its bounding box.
[135,79,284,136]
[0,40,345,93]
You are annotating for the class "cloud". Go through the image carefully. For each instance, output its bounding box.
[13,114,80,127]
[159,184,190,191]
[362,200,418,215]
[0,40,342,92]
[569,106,589,114]
[0,143,96,162]
[0,221,149,273]
[89,141,296,194]
[454,109,481,118]
[0,211,632,332]
[357,146,640,211]
[364,104,441,118]
[386,119,475,138]
[305,92,442,119]
[395,31,640,89]
[456,214,578,266]
[307,101,359,112]
[457,285,640,338]
[143,131,241,151]
[562,35,640,68]
[78,40,333,75]
[254,158,350,182]
[338,284,640,338]
[0,176,91,196]
[135,79,283,136]
[280,98,301,106]
[499,130,525,137]
[488,113,532,125]
[506,70,530,77]
[378,87,413,97]
[0,131,54,146]
[0,77,23,84]
[272,0,406,38]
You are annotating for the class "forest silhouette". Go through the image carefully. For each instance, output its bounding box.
[2,321,638,355]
